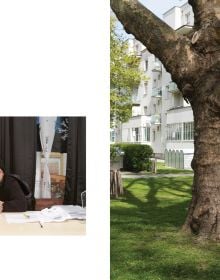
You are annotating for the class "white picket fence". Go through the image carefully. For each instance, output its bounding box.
[164,149,193,170]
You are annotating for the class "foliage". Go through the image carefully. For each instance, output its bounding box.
[112,143,153,172]
[110,16,146,126]
[111,177,220,280]
[110,144,124,161]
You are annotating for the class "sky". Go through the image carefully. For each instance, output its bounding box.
[139,0,187,19]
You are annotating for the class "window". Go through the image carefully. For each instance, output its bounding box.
[185,12,190,24]
[153,130,156,141]
[132,106,141,117]
[143,127,147,141]
[143,127,150,142]
[147,127,150,141]
[145,60,148,71]
[144,106,148,115]
[183,122,194,140]
[132,127,140,142]
[165,85,169,100]
[167,122,194,141]
[153,104,156,114]
[144,82,148,95]
[166,123,182,140]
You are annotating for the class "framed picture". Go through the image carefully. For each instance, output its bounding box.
[35,152,67,199]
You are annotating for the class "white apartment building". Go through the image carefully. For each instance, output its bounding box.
[112,2,195,165]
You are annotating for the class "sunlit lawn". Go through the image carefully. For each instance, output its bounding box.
[111,177,220,280]
[123,162,194,175]
[156,162,194,174]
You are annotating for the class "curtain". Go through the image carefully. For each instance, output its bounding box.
[0,117,37,192]
[64,117,86,205]
[39,117,57,198]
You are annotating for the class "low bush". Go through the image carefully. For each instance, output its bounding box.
[111,143,153,172]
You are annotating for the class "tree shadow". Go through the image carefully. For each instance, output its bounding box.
[111,177,220,279]
[111,177,192,229]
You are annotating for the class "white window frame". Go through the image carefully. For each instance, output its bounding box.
[167,122,194,141]
[183,122,194,140]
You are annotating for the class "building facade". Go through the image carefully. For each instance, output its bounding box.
[112,2,195,164]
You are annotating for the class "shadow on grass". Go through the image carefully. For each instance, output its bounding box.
[111,177,220,280]
[111,177,192,229]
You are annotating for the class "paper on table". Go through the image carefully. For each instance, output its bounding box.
[39,206,72,222]
[52,205,86,220]
[5,205,86,224]
[5,212,41,224]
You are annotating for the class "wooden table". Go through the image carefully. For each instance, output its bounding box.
[0,212,86,235]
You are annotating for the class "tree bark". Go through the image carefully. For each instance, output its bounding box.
[111,0,220,240]
[110,170,124,198]
[188,0,220,28]
[182,73,220,240]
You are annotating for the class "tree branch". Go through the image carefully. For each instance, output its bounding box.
[110,0,178,64]
[188,0,220,56]
[188,0,220,28]
[110,0,201,84]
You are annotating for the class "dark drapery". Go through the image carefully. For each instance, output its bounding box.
[0,117,37,192]
[64,117,86,205]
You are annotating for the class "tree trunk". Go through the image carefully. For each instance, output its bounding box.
[110,170,124,198]
[183,74,220,240]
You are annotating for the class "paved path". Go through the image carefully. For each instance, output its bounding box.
[121,172,194,179]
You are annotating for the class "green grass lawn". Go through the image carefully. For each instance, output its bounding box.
[156,162,193,174]
[111,177,220,280]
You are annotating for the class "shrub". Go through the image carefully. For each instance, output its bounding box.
[111,143,153,172]
[110,145,124,160]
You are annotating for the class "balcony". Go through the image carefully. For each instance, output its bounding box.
[175,24,193,35]
[132,91,141,105]
[168,82,180,94]
[132,96,140,106]
[151,114,161,125]
[152,61,162,72]
[152,87,162,98]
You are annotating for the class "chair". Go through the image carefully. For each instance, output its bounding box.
[81,191,86,208]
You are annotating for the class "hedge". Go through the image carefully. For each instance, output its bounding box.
[111,143,153,172]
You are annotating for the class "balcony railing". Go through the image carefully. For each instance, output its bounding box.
[151,114,161,125]
[152,61,162,72]
[152,88,162,98]
[168,82,180,94]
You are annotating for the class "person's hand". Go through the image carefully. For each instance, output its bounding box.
[0,201,4,213]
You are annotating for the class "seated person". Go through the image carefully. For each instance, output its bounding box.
[0,161,27,212]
